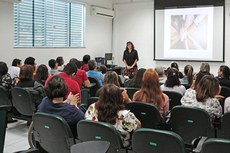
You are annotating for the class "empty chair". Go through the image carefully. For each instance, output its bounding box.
[32,112,75,153]
[11,87,36,121]
[163,91,182,110]
[88,77,100,97]
[0,106,9,153]
[201,138,230,153]
[126,102,162,129]
[125,87,139,100]
[132,128,185,153]
[0,86,11,106]
[219,112,230,139]
[77,120,127,153]
[170,106,214,147]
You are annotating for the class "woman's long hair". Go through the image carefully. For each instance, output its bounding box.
[165,68,180,87]
[134,68,165,107]
[125,41,135,51]
[184,65,194,85]
[95,84,124,124]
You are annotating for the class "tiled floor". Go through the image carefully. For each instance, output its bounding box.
[4,120,30,153]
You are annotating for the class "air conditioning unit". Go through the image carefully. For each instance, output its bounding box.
[91,6,115,18]
[0,0,22,3]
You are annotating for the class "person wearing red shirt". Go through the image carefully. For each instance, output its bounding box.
[69,58,90,88]
[45,62,81,98]
[80,54,90,72]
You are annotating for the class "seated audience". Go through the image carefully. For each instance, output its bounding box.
[133,69,169,117]
[191,70,210,89]
[16,65,46,106]
[0,61,13,88]
[34,64,49,86]
[180,65,194,86]
[85,84,141,147]
[8,58,21,80]
[155,66,166,84]
[24,56,37,72]
[216,65,230,89]
[171,62,183,78]
[161,68,186,95]
[69,58,90,88]
[200,62,213,76]
[86,60,104,87]
[56,56,65,71]
[38,75,84,138]
[181,75,222,120]
[128,68,146,88]
[98,65,107,75]
[48,59,59,76]
[80,54,90,72]
[104,71,131,103]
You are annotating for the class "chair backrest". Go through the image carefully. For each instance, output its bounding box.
[0,106,9,153]
[33,112,75,153]
[77,120,126,153]
[0,86,11,106]
[126,102,162,129]
[11,87,35,116]
[201,138,230,153]
[163,91,182,110]
[132,128,185,153]
[88,77,100,97]
[220,112,230,139]
[124,87,139,100]
[81,88,89,105]
[170,106,214,145]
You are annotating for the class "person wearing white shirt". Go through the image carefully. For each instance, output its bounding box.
[8,58,21,80]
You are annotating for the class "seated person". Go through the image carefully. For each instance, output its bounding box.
[216,65,230,89]
[0,61,13,89]
[16,65,46,107]
[48,59,60,76]
[34,64,49,86]
[69,58,90,88]
[38,75,84,138]
[133,69,169,117]
[180,65,194,86]
[181,75,222,121]
[85,84,141,147]
[161,68,186,95]
[8,58,22,81]
[86,60,104,87]
[56,56,65,72]
[128,68,146,88]
[170,62,183,79]
[80,54,90,72]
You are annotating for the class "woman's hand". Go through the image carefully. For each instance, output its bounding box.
[65,92,80,106]
[121,88,131,104]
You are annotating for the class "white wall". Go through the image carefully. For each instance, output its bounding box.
[0,0,113,66]
[113,0,230,75]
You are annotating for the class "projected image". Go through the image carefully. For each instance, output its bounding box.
[171,14,208,50]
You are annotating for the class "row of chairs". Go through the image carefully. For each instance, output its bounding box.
[28,112,230,153]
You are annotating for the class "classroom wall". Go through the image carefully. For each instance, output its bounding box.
[113,0,230,74]
[0,0,113,66]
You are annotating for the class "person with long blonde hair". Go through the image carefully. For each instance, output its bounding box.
[133,68,169,117]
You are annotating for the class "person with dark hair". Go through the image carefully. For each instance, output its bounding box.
[69,58,90,88]
[34,64,49,86]
[161,68,186,95]
[170,62,184,78]
[104,71,131,103]
[48,59,59,76]
[24,56,37,74]
[45,62,81,98]
[85,84,141,147]
[8,58,22,79]
[38,75,84,138]
[80,54,90,72]
[128,68,146,88]
[133,69,169,117]
[191,70,211,89]
[0,61,13,88]
[16,65,46,106]
[56,56,65,71]
[86,60,104,87]
[181,75,222,120]
[98,65,107,75]
[123,41,139,79]
[180,65,194,85]
[216,65,230,88]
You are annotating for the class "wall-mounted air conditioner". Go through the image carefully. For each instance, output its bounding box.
[91,6,115,18]
[0,0,22,3]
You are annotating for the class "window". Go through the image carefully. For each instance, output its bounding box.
[14,0,85,47]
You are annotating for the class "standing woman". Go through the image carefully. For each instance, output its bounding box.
[123,41,139,79]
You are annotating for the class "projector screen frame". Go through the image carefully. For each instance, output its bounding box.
[153,1,225,62]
